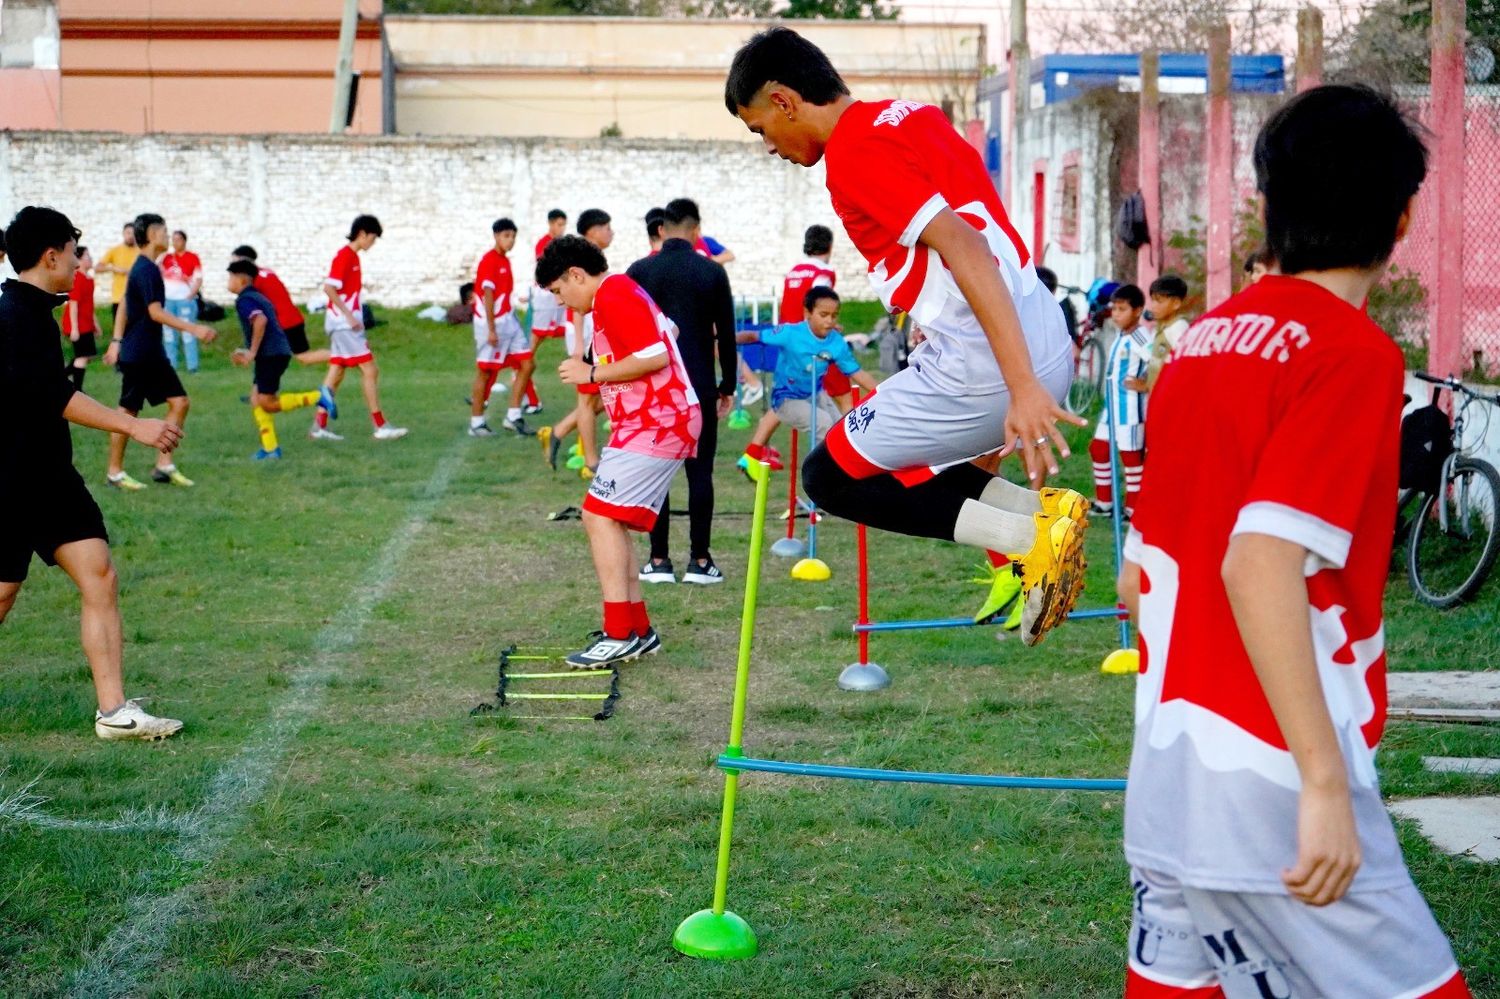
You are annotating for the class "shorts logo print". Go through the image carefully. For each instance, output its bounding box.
[588,477,618,500]
[845,405,876,435]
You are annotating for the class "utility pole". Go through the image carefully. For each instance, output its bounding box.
[1296,5,1324,92]
[1005,0,1028,206]
[329,0,359,134]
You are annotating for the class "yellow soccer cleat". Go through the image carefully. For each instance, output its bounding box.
[971,561,1024,623]
[1006,513,1087,647]
[1040,487,1090,535]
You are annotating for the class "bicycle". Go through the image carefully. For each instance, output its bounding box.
[1060,282,1112,416]
[1398,372,1500,608]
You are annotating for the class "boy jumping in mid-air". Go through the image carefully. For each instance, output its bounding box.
[227,259,334,460]
[726,28,1087,642]
[1088,284,1149,518]
[1117,84,1470,999]
[737,287,875,472]
[469,218,535,437]
[537,235,702,668]
[313,214,406,442]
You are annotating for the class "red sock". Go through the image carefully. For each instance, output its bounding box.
[480,369,499,398]
[1089,436,1114,506]
[603,601,633,640]
[986,551,1010,568]
[525,380,540,406]
[371,410,386,429]
[744,442,765,460]
[629,601,651,635]
[315,408,329,429]
[1122,449,1145,514]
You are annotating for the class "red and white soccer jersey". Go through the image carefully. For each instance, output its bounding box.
[779,258,836,325]
[159,251,201,302]
[589,274,700,460]
[324,245,363,332]
[63,270,96,335]
[1124,275,1413,894]
[531,233,568,338]
[253,268,304,331]
[534,233,554,260]
[472,248,528,368]
[823,99,1070,393]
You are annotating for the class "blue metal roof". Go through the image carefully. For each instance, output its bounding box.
[983,52,1285,104]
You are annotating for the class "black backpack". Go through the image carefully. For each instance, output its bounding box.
[1116,191,1150,250]
[1399,404,1453,492]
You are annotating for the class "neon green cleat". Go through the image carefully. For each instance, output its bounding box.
[971,561,1024,624]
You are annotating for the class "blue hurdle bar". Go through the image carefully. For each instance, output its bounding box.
[853,606,1128,634]
[718,754,1126,792]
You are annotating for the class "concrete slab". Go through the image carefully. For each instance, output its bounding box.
[1423,757,1500,776]
[1387,671,1500,710]
[1388,796,1500,862]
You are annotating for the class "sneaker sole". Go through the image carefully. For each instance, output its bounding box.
[680,575,724,585]
[95,722,183,742]
[639,574,677,584]
[1021,519,1087,647]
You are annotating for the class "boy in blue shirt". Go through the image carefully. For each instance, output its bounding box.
[737,287,876,469]
[227,260,334,460]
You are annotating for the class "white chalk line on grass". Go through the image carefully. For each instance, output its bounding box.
[62,445,466,999]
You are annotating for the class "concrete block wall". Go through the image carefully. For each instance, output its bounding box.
[0,130,867,309]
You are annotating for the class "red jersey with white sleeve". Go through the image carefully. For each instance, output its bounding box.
[590,274,700,459]
[159,251,202,301]
[473,249,513,319]
[253,267,304,330]
[535,234,554,260]
[1124,275,1411,893]
[323,245,363,331]
[63,270,96,334]
[823,99,1069,394]
[779,258,837,324]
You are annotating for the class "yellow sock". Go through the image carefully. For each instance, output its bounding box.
[277,391,319,412]
[252,406,279,451]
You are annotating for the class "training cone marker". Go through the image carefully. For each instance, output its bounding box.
[838,662,891,692]
[791,557,831,581]
[1100,648,1139,675]
[728,409,752,430]
[673,909,759,961]
[771,537,807,558]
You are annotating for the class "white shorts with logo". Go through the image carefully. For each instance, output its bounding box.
[327,321,372,367]
[825,351,1072,486]
[530,285,567,337]
[583,448,686,533]
[1125,866,1469,999]
[1094,406,1147,452]
[473,313,530,369]
[773,393,842,444]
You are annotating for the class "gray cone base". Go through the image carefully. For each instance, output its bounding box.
[770,537,808,558]
[838,662,892,691]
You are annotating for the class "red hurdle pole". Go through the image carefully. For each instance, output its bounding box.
[784,429,800,540]
[856,521,871,665]
[837,386,890,691]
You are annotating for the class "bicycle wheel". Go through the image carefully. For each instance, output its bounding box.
[1407,457,1500,608]
[1066,336,1106,415]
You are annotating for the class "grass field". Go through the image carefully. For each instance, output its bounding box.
[2,306,1497,998]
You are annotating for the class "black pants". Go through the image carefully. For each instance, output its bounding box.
[650,414,718,562]
[801,442,993,541]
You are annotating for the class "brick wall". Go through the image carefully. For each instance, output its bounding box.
[0,130,866,309]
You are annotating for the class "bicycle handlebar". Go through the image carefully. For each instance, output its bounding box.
[1414,371,1500,405]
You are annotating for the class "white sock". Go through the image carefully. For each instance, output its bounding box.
[506,407,522,421]
[953,499,1036,555]
[978,476,1043,515]
[470,415,485,428]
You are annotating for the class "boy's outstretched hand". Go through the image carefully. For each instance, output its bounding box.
[131,418,183,453]
[1005,377,1086,482]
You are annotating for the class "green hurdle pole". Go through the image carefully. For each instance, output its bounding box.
[671,456,771,960]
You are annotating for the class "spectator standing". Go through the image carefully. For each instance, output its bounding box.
[94,222,139,330]
[159,230,203,372]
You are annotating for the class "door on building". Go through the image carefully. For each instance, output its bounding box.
[1033,170,1047,265]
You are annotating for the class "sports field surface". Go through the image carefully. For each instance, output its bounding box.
[2,309,1497,998]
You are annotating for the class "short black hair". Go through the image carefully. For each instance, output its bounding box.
[803,224,833,257]
[1255,84,1427,275]
[536,234,608,286]
[76,245,88,258]
[227,259,259,280]
[804,286,840,311]
[664,198,700,227]
[231,244,258,260]
[1110,284,1146,310]
[1035,266,1059,293]
[1149,274,1188,299]
[0,228,7,255]
[725,27,850,115]
[132,213,165,246]
[645,207,667,239]
[547,209,567,223]
[459,281,475,303]
[1244,245,1275,272]
[576,208,611,236]
[5,206,79,271]
[173,229,187,241]
[348,214,383,240]
[492,217,516,234]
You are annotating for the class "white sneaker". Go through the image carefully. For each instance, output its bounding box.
[309,426,344,441]
[95,699,183,741]
[741,379,765,407]
[468,423,496,437]
[373,425,409,441]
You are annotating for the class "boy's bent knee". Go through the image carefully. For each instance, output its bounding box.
[802,444,851,511]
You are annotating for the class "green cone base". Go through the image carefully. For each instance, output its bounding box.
[673,909,758,960]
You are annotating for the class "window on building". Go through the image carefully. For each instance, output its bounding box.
[1058,158,1082,254]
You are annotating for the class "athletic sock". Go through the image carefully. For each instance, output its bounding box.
[506,407,522,422]
[953,500,1037,557]
[70,365,86,392]
[524,380,540,406]
[744,442,766,461]
[470,415,486,429]
[252,407,279,451]
[986,551,1011,569]
[277,391,319,412]
[1089,436,1114,506]
[603,601,633,641]
[315,408,329,430]
[371,410,387,429]
[978,476,1043,515]
[629,601,651,635]
[480,369,499,399]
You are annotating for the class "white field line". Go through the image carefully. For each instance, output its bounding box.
[62,446,464,999]
[0,766,198,834]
